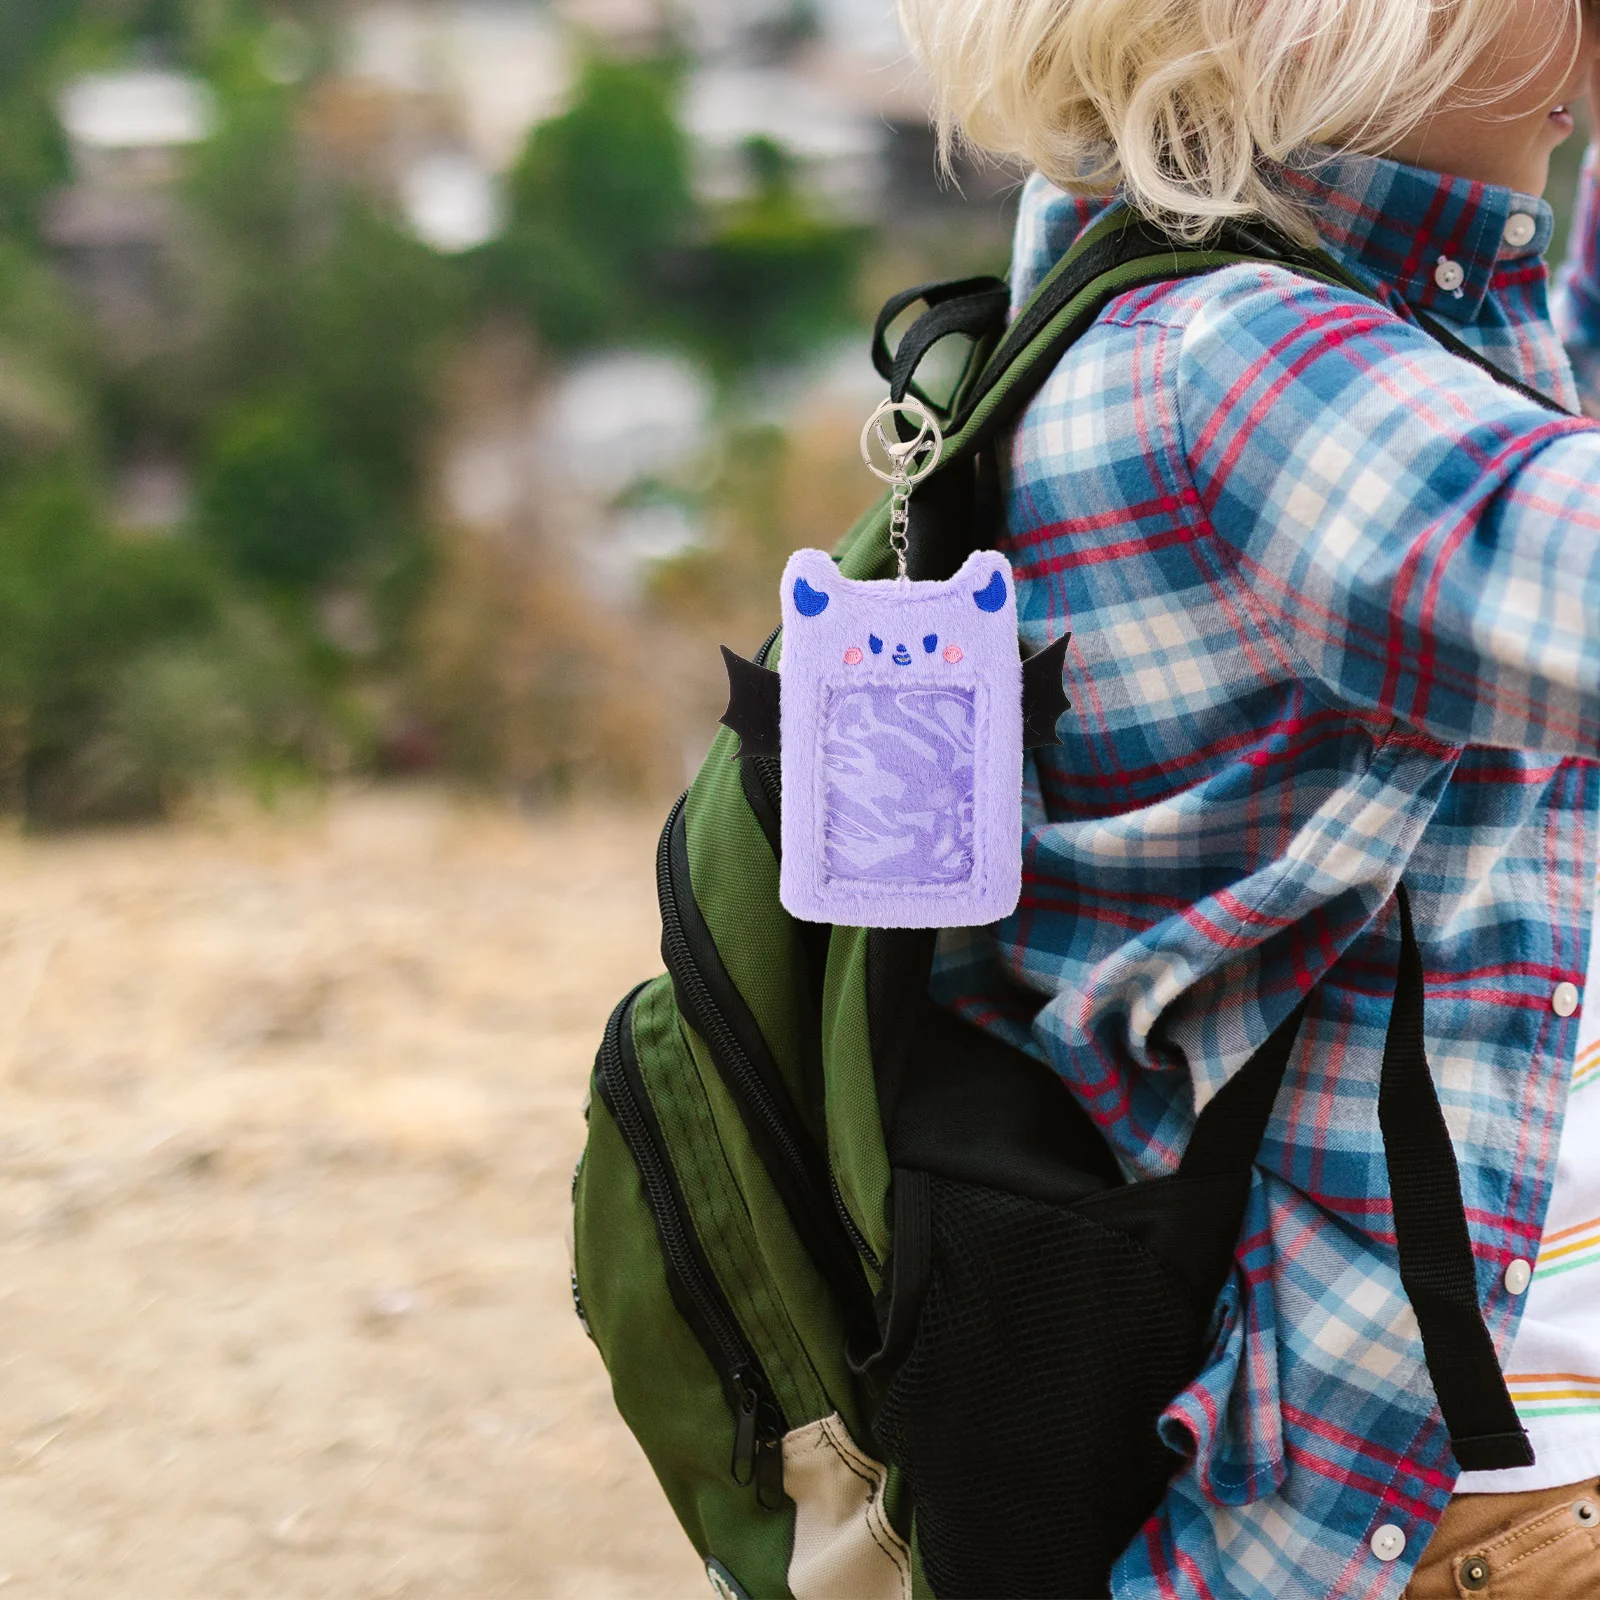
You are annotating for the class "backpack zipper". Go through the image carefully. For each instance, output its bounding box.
[657,793,877,1338]
[658,792,815,1215]
[592,985,786,1505]
[832,1169,882,1274]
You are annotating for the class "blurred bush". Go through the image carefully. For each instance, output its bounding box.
[198,395,367,589]
[0,242,91,456]
[0,468,317,822]
[75,609,317,817]
[414,525,671,800]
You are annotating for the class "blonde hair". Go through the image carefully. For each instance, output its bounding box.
[898,0,1576,243]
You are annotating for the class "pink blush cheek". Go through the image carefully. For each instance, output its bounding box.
[843,646,864,665]
[943,644,964,664]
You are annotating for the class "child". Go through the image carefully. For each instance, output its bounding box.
[895,0,1600,1595]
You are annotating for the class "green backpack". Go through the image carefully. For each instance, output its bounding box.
[570,210,1542,1600]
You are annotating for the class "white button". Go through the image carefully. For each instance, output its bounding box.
[1505,1258,1533,1295]
[1553,982,1580,1018]
[1503,213,1538,249]
[1434,257,1466,294]
[1371,1524,1407,1562]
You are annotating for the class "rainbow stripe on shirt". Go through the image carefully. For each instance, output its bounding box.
[1503,1213,1600,1421]
[1505,1370,1600,1419]
[1532,1212,1600,1284]
[1572,1037,1600,1096]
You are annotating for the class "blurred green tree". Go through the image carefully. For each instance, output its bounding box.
[294,206,463,507]
[183,79,462,480]
[488,62,866,368]
[178,81,460,625]
[196,394,364,589]
[681,136,868,366]
[489,56,694,347]
[0,7,884,814]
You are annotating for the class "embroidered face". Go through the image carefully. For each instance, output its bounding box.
[776,547,1025,929]
[786,563,1008,684]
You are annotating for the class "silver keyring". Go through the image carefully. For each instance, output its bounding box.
[859,398,943,485]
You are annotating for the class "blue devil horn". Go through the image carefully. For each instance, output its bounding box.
[793,576,830,617]
[973,570,1007,612]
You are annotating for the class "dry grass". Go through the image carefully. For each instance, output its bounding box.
[0,788,706,1598]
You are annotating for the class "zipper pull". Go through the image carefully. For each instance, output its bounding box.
[730,1370,761,1486]
[731,1369,786,1507]
[754,1401,786,1510]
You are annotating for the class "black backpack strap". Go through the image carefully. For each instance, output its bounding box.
[1379,884,1533,1470]
[1411,306,1574,417]
[949,209,1207,434]
[870,275,1011,413]
[1171,886,1532,1473]
[863,893,1531,1471]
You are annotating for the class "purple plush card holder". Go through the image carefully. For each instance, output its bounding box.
[777,547,1023,928]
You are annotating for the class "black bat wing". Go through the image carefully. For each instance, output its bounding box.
[1021,632,1072,750]
[719,645,781,760]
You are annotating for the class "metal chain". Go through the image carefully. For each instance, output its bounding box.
[887,471,914,578]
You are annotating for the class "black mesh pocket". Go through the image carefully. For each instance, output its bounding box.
[873,1172,1205,1599]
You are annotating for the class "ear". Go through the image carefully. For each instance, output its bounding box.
[951,549,1013,615]
[972,568,1009,613]
[781,548,840,622]
[792,575,829,616]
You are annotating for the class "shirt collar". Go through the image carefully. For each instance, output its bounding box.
[1279,149,1552,322]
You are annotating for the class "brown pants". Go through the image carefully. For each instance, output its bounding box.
[1403,1477,1600,1598]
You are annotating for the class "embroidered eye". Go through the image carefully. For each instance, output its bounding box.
[868,635,883,654]
[843,646,863,665]
[943,644,963,664]
[923,634,938,653]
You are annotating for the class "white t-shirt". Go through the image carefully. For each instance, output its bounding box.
[1457,873,1600,1492]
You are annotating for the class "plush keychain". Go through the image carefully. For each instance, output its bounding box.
[720,400,1070,929]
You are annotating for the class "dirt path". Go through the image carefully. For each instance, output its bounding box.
[0,790,707,1599]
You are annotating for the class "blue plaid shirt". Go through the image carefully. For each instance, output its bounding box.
[932,149,1600,1598]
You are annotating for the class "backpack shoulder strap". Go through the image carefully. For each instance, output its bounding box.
[885,209,1323,575]
[878,205,1574,579]
[889,203,1577,451]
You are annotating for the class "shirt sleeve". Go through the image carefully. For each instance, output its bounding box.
[1554,142,1600,417]
[1174,264,1600,756]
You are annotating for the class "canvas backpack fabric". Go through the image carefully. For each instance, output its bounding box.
[569,210,1556,1600]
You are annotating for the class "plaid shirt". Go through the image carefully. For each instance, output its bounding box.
[931,150,1600,1599]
